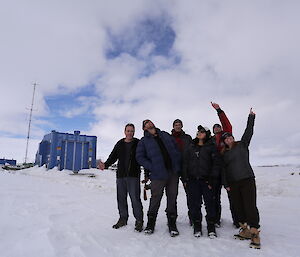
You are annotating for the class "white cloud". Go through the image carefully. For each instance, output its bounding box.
[0,0,299,165]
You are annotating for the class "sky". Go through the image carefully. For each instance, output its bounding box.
[0,0,299,165]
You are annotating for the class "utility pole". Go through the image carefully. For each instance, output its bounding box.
[24,82,37,164]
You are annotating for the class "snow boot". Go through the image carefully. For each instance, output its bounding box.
[167,214,179,237]
[144,215,156,234]
[234,223,251,240]
[249,227,261,249]
[193,220,202,238]
[207,222,217,239]
[112,218,127,229]
[134,220,144,232]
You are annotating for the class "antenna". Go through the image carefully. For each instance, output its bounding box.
[24,82,37,164]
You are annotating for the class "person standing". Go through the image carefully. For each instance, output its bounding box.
[182,125,220,238]
[136,120,181,236]
[98,123,144,232]
[211,102,239,228]
[221,108,261,249]
[171,119,193,225]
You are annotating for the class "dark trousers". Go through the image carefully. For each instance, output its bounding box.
[148,173,179,217]
[212,180,222,224]
[187,179,216,224]
[227,190,239,226]
[116,177,143,222]
[229,178,260,228]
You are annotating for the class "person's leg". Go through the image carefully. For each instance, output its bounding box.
[127,177,143,222]
[165,173,179,216]
[201,180,217,237]
[187,179,202,236]
[240,178,260,229]
[212,179,222,226]
[113,178,128,228]
[145,179,166,233]
[165,173,179,235]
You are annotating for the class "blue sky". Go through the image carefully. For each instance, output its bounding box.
[0,0,299,165]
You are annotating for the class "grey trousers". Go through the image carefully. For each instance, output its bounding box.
[147,173,179,217]
[116,177,143,222]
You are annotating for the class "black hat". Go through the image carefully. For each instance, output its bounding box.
[221,132,234,142]
[142,119,154,130]
[173,119,183,127]
[213,123,221,130]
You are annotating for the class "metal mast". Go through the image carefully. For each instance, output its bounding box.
[24,82,37,164]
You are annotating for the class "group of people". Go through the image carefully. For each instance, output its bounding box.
[98,102,261,249]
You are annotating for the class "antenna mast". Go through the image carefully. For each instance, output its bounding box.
[24,82,37,164]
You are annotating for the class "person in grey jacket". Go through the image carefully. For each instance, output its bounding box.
[221,108,261,249]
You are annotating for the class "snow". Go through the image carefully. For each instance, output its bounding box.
[1,166,300,257]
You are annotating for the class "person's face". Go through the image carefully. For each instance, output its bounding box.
[173,122,183,133]
[213,126,222,134]
[224,136,234,146]
[144,121,156,135]
[124,126,135,140]
[196,130,207,140]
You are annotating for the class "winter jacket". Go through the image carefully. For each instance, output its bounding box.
[182,139,221,184]
[213,108,232,152]
[222,114,255,186]
[105,138,141,178]
[136,128,181,180]
[171,129,192,153]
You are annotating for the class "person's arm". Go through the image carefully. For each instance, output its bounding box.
[211,102,232,133]
[181,146,190,183]
[104,142,119,169]
[136,140,152,171]
[241,108,256,147]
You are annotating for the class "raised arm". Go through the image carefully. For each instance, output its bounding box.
[211,102,232,133]
[241,108,256,147]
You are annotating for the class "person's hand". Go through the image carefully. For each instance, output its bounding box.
[98,161,105,170]
[211,102,220,110]
[226,187,230,191]
[250,107,256,116]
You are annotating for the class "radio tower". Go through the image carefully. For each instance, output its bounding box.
[24,82,37,164]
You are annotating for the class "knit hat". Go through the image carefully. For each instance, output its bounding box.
[221,132,234,142]
[142,119,154,130]
[213,123,221,130]
[173,119,183,127]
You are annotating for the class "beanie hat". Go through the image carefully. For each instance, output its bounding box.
[173,119,183,127]
[221,132,234,142]
[142,119,154,130]
[213,123,221,130]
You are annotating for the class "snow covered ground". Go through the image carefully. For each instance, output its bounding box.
[1,165,300,257]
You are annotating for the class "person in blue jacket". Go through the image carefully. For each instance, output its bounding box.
[136,119,181,236]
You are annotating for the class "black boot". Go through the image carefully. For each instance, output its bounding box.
[112,218,127,229]
[167,214,179,237]
[135,220,144,232]
[144,215,156,234]
[193,220,202,237]
[207,222,217,238]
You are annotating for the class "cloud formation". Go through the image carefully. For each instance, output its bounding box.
[0,0,299,165]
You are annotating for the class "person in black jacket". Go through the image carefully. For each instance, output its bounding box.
[171,119,193,225]
[221,108,261,249]
[182,125,221,238]
[98,123,143,232]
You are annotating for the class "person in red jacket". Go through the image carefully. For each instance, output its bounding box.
[211,102,239,228]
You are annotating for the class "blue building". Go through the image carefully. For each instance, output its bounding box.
[0,159,17,166]
[35,130,97,172]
